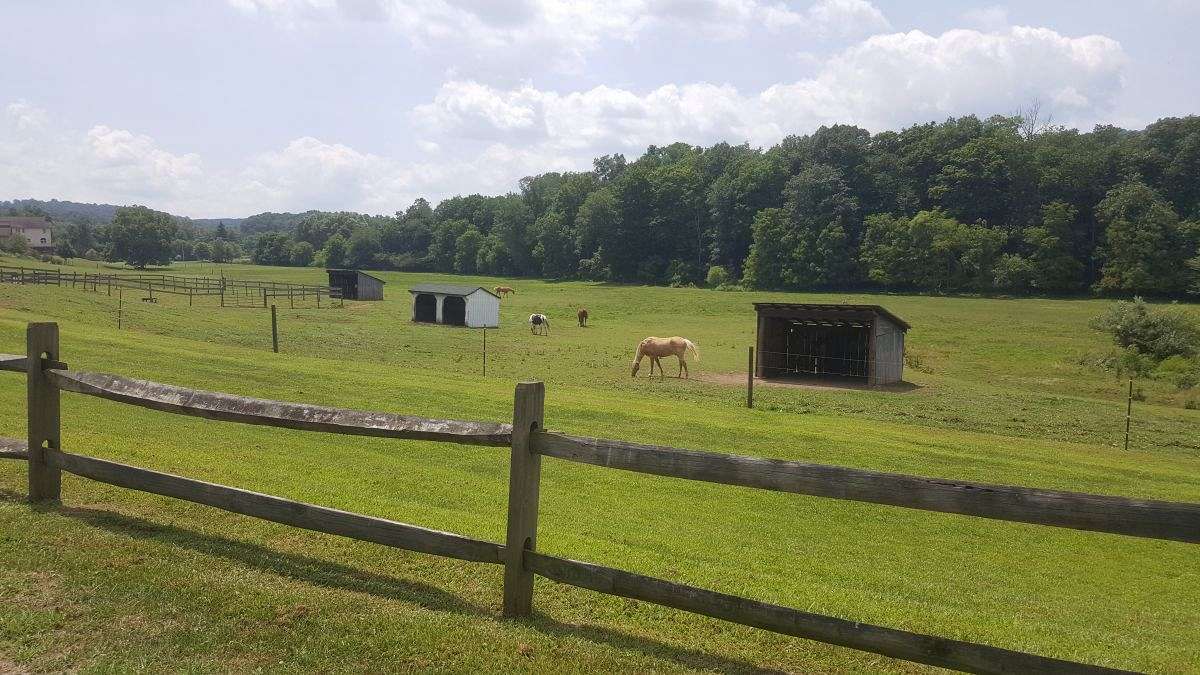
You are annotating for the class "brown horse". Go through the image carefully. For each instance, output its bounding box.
[631,336,700,378]
[494,286,515,297]
[577,308,588,327]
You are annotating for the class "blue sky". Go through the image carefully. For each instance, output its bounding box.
[2,0,1197,218]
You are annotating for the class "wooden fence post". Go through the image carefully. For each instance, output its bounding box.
[503,381,545,617]
[747,346,754,409]
[27,323,61,502]
[270,305,279,353]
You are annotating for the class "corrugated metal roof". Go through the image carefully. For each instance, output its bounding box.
[326,269,386,284]
[752,302,910,330]
[408,283,499,298]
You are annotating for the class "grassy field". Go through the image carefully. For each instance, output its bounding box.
[0,257,1197,673]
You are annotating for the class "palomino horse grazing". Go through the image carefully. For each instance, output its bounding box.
[631,336,700,378]
[494,286,516,297]
[529,313,550,335]
[577,308,588,327]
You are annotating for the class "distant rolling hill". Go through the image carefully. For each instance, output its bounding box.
[0,198,311,233]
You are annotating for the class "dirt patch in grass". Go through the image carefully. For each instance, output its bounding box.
[700,371,921,393]
[0,660,31,675]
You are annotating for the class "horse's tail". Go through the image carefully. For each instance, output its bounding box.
[685,339,700,361]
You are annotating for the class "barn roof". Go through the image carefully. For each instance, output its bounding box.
[753,302,910,331]
[408,283,499,298]
[0,216,52,230]
[326,269,386,283]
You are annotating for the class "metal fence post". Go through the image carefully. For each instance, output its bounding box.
[27,323,61,502]
[503,381,545,617]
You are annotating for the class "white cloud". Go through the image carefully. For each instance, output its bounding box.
[0,24,1127,218]
[414,25,1127,154]
[962,5,1010,32]
[1,102,205,209]
[226,0,891,68]
[0,102,568,216]
[764,0,891,37]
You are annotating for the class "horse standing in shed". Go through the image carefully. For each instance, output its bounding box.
[577,308,588,327]
[529,313,550,335]
[631,336,700,378]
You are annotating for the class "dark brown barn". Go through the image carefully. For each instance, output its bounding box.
[326,269,385,301]
[754,303,909,385]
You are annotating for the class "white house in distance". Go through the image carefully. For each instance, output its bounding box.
[0,216,54,253]
[409,284,500,328]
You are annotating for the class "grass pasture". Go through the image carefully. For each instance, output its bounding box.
[0,257,1198,673]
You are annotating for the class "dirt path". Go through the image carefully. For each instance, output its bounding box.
[699,371,920,393]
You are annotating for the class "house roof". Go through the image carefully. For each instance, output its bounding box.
[326,269,386,284]
[408,283,500,299]
[0,216,52,230]
[752,302,910,331]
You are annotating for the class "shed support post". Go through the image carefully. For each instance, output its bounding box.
[503,381,545,618]
[435,295,445,324]
[27,323,61,502]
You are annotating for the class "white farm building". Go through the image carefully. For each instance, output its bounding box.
[409,284,500,328]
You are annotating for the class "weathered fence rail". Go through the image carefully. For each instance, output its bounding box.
[46,448,503,564]
[533,432,1200,543]
[46,369,512,446]
[2,321,1195,674]
[523,551,1124,674]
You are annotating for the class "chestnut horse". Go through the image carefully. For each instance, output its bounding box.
[577,308,588,327]
[494,286,516,297]
[631,336,700,378]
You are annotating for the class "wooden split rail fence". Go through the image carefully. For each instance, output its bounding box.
[0,265,342,308]
[3,322,1198,674]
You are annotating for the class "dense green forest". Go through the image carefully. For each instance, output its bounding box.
[7,114,1200,295]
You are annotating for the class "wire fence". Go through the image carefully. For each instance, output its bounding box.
[757,349,904,379]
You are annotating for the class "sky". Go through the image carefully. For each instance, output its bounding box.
[1,0,1197,218]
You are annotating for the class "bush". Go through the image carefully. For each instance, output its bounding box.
[705,265,731,288]
[1153,355,1200,389]
[48,255,66,266]
[0,235,30,255]
[1090,297,1200,361]
[83,248,102,261]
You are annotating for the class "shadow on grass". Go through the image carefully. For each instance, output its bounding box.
[34,499,782,674]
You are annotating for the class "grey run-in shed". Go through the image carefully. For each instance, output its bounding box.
[409,284,500,328]
[753,303,909,385]
[326,269,385,301]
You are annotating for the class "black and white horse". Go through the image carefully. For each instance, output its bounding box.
[529,313,550,335]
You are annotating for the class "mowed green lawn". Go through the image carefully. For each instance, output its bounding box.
[0,257,1197,673]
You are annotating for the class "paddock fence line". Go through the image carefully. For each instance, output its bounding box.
[3,323,1198,674]
[0,265,343,308]
[755,348,905,380]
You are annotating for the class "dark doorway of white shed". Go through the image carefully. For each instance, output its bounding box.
[443,296,466,326]
[414,294,436,323]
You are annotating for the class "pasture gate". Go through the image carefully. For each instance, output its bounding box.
[4,322,1199,673]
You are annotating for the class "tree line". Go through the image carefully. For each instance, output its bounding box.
[10,113,1200,294]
